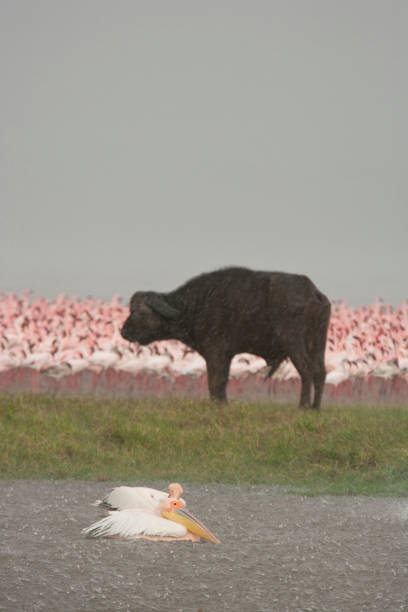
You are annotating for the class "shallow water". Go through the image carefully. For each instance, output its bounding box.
[1,480,407,611]
[2,367,408,404]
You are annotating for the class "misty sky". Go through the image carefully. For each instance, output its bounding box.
[1,1,407,306]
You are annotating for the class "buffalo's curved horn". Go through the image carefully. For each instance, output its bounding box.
[147,293,181,320]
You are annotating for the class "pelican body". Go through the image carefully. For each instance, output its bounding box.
[82,483,220,543]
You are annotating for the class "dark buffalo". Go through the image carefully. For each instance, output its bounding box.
[121,267,331,409]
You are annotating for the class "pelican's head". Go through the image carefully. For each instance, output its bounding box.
[161,494,220,544]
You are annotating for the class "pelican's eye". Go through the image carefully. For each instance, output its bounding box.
[169,499,182,510]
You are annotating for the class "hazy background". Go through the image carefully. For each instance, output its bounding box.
[1,0,406,305]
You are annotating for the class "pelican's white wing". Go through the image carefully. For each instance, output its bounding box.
[82,509,187,539]
[99,486,167,512]
[98,486,185,512]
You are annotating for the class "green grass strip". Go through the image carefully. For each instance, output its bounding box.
[1,393,407,496]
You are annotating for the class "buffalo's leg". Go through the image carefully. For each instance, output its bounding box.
[206,356,231,402]
[265,354,286,378]
[299,373,313,409]
[288,350,313,409]
[312,358,326,410]
[309,299,331,409]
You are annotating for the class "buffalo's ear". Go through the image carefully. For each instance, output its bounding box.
[146,293,181,320]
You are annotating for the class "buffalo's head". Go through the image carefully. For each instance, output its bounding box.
[121,291,181,345]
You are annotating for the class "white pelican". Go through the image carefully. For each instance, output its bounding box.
[82,483,220,543]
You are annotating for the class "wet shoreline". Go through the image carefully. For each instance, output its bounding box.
[1,480,407,611]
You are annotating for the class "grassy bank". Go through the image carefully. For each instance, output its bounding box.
[0,393,407,496]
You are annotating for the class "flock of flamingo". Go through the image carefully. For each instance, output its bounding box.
[0,291,407,399]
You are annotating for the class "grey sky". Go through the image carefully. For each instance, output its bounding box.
[1,1,406,305]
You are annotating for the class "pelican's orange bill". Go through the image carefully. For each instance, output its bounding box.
[162,507,220,544]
